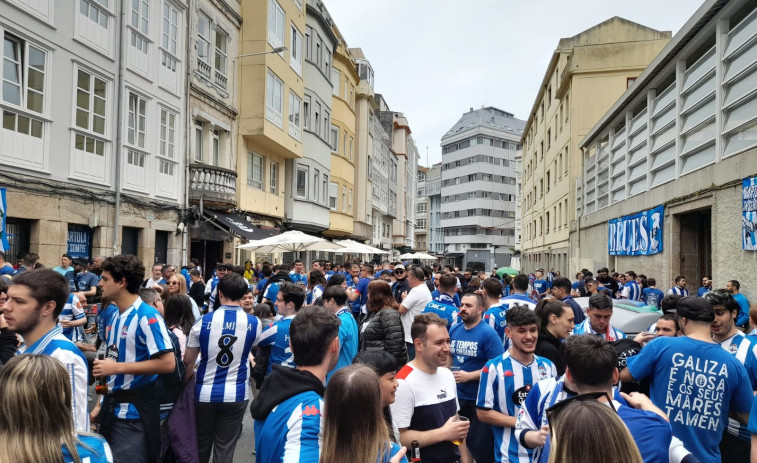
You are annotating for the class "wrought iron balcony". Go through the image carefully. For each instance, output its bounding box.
[189,163,237,208]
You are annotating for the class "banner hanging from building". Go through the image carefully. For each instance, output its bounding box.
[67,228,91,259]
[0,188,7,253]
[608,205,664,256]
[744,176,757,250]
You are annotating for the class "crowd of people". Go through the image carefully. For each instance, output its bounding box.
[0,250,755,463]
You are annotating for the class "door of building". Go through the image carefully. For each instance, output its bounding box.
[190,239,223,281]
[677,209,711,291]
[122,227,140,256]
[155,231,168,264]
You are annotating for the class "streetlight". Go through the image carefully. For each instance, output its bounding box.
[234,46,287,61]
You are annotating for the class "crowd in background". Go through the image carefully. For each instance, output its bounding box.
[0,250,755,463]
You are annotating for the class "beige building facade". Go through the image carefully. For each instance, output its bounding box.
[576,0,757,297]
[520,17,671,276]
[325,25,358,238]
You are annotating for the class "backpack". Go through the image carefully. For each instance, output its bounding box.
[159,329,186,411]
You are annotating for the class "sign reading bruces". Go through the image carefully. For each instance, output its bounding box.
[743,176,757,250]
[608,205,663,256]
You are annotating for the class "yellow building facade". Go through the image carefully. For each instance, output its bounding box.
[325,25,357,237]
[520,17,671,275]
[236,0,306,225]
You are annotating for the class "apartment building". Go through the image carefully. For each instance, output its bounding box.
[350,47,375,242]
[440,107,523,271]
[415,166,430,252]
[324,21,356,238]
[519,17,671,276]
[370,106,396,251]
[0,0,187,266]
[236,0,305,234]
[187,0,246,273]
[576,0,757,296]
[283,0,336,233]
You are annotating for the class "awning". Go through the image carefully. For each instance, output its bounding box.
[204,211,276,241]
[444,253,464,259]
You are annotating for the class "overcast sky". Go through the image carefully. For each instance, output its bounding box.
[324,0,702,166]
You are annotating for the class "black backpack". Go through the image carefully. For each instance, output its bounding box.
[158,329,186,410]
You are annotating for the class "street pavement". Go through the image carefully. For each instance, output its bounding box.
[233,404,256,462]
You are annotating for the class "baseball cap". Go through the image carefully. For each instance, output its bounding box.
[73,257,89,267]
[394,264,405,271]
[676,296,714,322]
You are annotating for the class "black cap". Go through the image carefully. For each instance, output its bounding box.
[676,296,714,322]
[73,257,89,267]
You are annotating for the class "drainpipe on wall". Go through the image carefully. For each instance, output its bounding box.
[112,0,127,254]
[181,0,193,265]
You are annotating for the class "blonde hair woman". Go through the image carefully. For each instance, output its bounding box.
[547,398,643,463]
[166,274,200,320]
[320,365,407,463]
[0,355,112,463]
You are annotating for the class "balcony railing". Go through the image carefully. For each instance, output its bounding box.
[197,59,211,78]
[189,163,237,207]
[214,72,227,89]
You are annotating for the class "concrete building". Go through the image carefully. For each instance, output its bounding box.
[0,0,187,266]
[187,0,245,273]
[370,104,396,251]
[576,0,757,298]
[519,17,671,276]
[440,107,524,272]
[284,0,336,234]
[378,98,417,252]
[236,0,305,236]
[349,48,374,242]
[324,22,357,239]
[425,163,444,256]
[415,166,430,252]
[414,162,442,254]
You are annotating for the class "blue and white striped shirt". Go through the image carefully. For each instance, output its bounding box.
[514,376,569,463]
[718,331,757,440]
[19,326,89,432]
[572,318,626,341]
[668,286,690,297]
[622,281,641,301]
[477,351,556,463]
[258,315,296,374]
[254,392,323,463]
[188,305,272,402]
[58,293,86,342]
[104,298,174,419]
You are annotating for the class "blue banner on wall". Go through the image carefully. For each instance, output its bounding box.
[744,176,757,250]
[608,205,664,256]
[0,188,7,253]
[67,228,91,259]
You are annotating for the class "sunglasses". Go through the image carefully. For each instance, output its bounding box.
[546,391,615,427]
[394,270,404,274]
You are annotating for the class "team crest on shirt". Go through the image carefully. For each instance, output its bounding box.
[730,343,739,354]
[120,326,128,339]
[512,384,532,406]
[538,365,547,379]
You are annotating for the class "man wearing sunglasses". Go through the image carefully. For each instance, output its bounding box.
[391,264,410,304]
[620,297,753,463]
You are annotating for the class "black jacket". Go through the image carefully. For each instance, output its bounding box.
[250,364,325,421]
[188,281,205,309]
[392,278,410,304]
[359,308,407,367]
[534,328,566,376]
